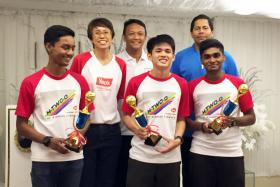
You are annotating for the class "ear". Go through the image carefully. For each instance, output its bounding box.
[147,53,152,61]
[45,43,52,53]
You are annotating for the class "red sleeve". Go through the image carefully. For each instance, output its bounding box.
[188,77,203,114]
[173,75,190,118]
[15,70,45,118]
[226,75,254,113]
[116,56,126,100]
[122,73,147,115]
[70,72,94,112]
[70,52,92,74]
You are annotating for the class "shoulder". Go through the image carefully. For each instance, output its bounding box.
[225,74,245,86]
[74,51,92,60]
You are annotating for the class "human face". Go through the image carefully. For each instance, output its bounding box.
[124,23,146,51]
[91,26,113,49]
[148,43,175,70]
[191,19,213,45]
[201,47,225,73]
[46,36,75,67]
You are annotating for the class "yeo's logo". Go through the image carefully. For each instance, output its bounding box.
[96,77,113,87]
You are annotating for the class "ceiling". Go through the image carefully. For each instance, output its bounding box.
[0,0,280,19]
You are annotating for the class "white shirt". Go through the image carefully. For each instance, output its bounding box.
[117,50,153,135]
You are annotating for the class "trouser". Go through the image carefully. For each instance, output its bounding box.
[114,135,133,187]
[126,158,180,187]
[31,159,83,187]
[80,123,121,187]
[188,152,245,187]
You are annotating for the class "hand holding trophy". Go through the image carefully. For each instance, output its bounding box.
[64,91,95,152]
[209,84,249,135]
[126,95,162,146]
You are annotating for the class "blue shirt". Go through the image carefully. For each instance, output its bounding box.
[171,44,239,137]
[171,44,239,82]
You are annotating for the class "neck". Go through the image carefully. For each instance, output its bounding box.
[150,69,170,79]
[46,62,67,76]
[194,42,200,52]
[93,48,112,65]
[205,71,224,81]
[126,47,142,62]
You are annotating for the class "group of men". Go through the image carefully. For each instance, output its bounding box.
[15,14,255,187]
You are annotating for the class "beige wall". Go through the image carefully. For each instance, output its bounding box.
[256,176,280,187]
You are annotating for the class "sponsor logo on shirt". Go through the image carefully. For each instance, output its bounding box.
[96,77,113,87]
[147,93,176,115]
[202,95,230,115]
[46,91,76,116]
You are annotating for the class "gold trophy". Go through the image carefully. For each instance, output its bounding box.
[64,91,95,152]
[209,84,249,135]
[126,95,162,146]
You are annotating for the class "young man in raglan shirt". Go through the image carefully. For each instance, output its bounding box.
[16,25,94,187]
[116,18,152,187]
[122,34,189,187]
[187,38,255,187]
[170,14,239,187]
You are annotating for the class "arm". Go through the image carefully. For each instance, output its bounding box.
[16,116,68,154]
[224,52,239,77]
[222,108,256,128]
[122,113,148,139]
[186,118,213,134]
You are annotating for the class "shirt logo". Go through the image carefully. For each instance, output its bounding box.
[202,95,230,115]
[46,91,76,116]
[96,77,113,87]
[147,94,176,115]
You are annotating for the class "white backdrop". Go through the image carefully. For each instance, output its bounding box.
[0,7,279,182]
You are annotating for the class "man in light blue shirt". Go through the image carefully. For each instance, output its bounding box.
[171,14,239,187]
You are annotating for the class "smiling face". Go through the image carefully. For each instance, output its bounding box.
[201,47,225,73]
[148,42,175,71]
[123,23,146,51]
[46,35,75,67]
[191,19,214,45]
[91,26,113,49]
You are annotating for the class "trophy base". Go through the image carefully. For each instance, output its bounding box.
[65,143,81,153]
[145,134,162,146]
[19,137,32,148]
[209,116,224,135]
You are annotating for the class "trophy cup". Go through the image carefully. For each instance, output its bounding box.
[64,91,95,152]
[209,84,249,135]
[126,95,162,146]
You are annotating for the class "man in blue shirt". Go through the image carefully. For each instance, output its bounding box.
[170,14,239,187]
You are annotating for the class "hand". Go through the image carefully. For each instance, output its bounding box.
[221,116,235,129]
[48,137,69,154]
[201,122,214,134]
[134,127,148,140]
[155,136,181,154]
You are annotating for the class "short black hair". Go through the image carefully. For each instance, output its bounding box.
[123,19,147,35]
[87,17,115,40]
[44,25,75,46]
[199,38,224,56]
[147,34,175,54]
[190,14,214,32]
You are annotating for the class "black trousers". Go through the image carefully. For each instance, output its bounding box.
[126,158,180,187]
[188,152,245,187]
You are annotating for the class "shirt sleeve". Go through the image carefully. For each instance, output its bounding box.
[122,78,137,115]
[177,78,190,119]
[15,79,35,118]
[116,57,127,100]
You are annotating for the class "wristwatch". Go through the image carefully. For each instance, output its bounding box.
[42,136,52,147]
[175,136,184,144]
[229,120,237,128]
